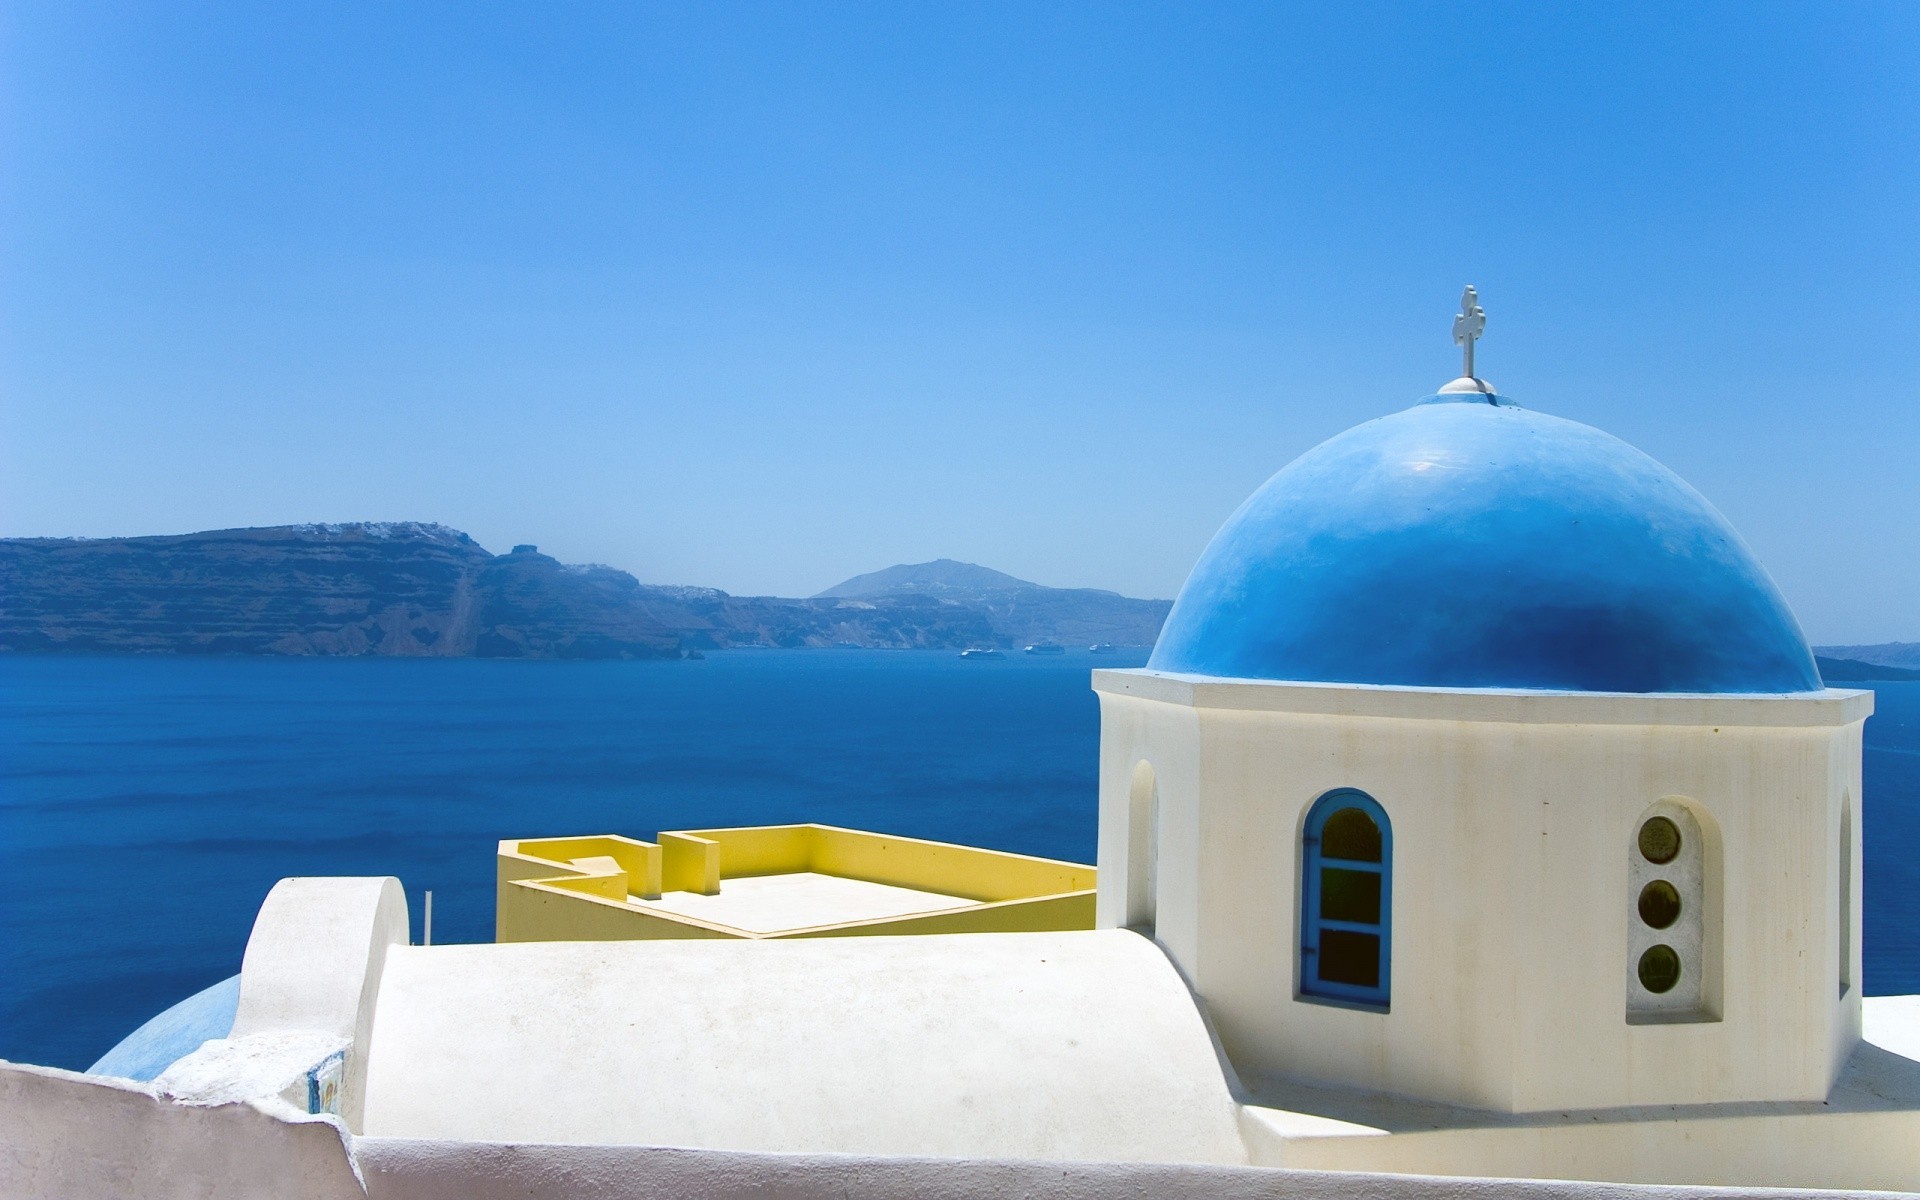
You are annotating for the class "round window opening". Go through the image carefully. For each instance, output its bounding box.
[1638,816,1682,865]
[1638,944,1682,993]
[1637,880,1682,929]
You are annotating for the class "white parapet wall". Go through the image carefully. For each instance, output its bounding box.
[0,1061,365,1200]
[6,1060,1916,1199]
[155,876,410,1128]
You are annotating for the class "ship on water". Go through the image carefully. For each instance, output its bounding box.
[958,647,1003,659]
[1024,642,1065,655]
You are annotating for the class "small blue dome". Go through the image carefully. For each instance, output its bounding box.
[1149,391,1821,693]
[89,975,240,1082]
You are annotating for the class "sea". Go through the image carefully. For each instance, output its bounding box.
[1,650,1915,1073]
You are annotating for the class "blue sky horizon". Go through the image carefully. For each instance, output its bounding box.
[2,3,1915,641]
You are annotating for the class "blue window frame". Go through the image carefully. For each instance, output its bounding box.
[1300,789,1391,1008]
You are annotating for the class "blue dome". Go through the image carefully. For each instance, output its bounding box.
[88,975,239,1082]
[1148,391,1820,693]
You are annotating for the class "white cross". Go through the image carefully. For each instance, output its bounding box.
[1452,285,1486,379]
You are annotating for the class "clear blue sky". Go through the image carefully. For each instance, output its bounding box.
[2,3,1914,640]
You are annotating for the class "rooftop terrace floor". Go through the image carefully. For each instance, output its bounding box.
[626,871,975,933]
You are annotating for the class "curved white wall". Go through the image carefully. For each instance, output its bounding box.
[358,929,1248,1164]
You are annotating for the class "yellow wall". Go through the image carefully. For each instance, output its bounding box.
[676,825,812,876]
[499,879,737,943]
[658,833,720,895]
[803,827,1094,902]
[496,824,1096,943]
[663,823,1095,901]
[503,836,660,896]
[497,836,662,938]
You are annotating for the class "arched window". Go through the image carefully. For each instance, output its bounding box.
[1301,790,1391,1008]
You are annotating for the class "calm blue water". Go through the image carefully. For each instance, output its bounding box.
[1,652,1915,1072]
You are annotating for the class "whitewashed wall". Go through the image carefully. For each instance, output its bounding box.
[1095,670,1872,1113]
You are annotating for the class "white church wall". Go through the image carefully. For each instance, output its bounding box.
[1830,721,1867,1075]
[1125,760,1159,928]
[1094,671,1872,1115]
[1189,700,1523,1111]
[1094,691,1199,947]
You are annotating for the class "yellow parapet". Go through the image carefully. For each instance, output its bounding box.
[496,824,1095,943]
[658,832,721,896]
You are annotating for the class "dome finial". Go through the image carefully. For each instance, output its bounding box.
[1440,286,1495,395]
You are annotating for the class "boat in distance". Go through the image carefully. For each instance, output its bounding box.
[959,647,1005,660]
[1024,643,1065,655]
[1089,643,1117,654]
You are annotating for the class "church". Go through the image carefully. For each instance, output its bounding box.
[6,292,1916,1198]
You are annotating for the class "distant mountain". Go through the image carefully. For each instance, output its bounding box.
[0,530,1171,658]
[815,560,1051,599]
[812,558,1169,647]
[1815,642,1920,672]
[1815,655,1920,683]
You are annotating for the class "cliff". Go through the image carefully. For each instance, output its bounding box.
[0,528,1171,658]
[1814,655,1920,683]
[0,525,679,659]
[1814,643,1920,672]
